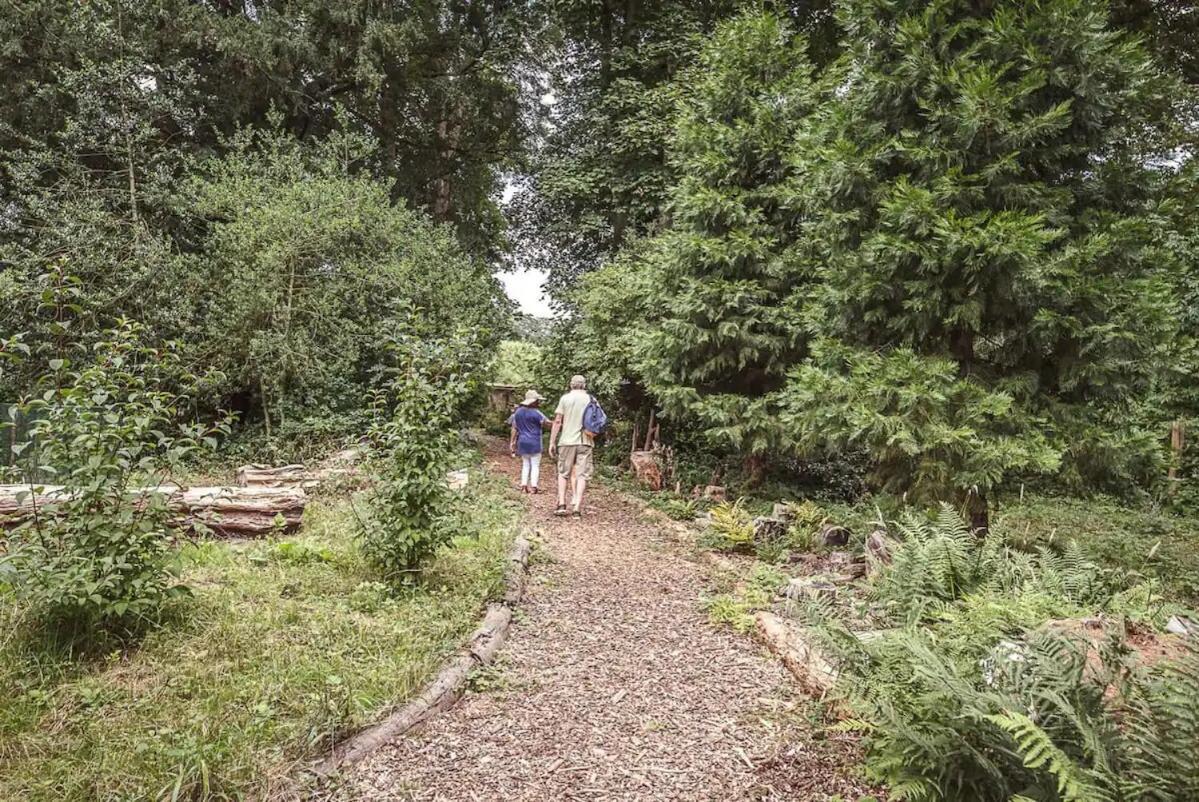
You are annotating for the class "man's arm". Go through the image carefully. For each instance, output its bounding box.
[549,413,563,457]
[509,422,518,456]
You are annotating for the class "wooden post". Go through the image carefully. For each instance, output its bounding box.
[630,422,639,456]
[1168,420,1185,497]
[643,409,655,452]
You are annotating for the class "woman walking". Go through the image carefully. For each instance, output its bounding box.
[509,390,551,493]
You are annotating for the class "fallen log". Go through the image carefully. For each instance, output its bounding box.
[235,463,316,489]
[178,486,305,537]
[754,611,838,697]
[0,484,305,537]
[312,533,533,777]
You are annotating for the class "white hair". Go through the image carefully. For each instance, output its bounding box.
[570,374,586,389]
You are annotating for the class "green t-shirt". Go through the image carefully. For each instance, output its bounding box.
[554,389,594,447]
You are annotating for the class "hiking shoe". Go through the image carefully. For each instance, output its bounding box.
[553,505,569,517]
[571,508,582,519]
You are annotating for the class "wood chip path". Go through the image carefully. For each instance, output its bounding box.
[333,441,872,800]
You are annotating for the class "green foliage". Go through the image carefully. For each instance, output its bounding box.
[701,498,755,553]
[179,129,509,445]
[1,321,226,640]
[358,312,485,581]
[0,489,520,800]
[633,10,819,458]
[870,505,1126,627]
[659,497,699,522]
[786,0,1180,500]
[825,625,1199,802]
[786,500,828,552]
[996,495,1199,603]
[492,339,543,388]
[780,343,1062,503]
[807,505,1199,800]
[516,0,841,298]
[568,1,1193,506]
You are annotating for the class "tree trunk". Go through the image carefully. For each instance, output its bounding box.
[743,453,767,487]
[1168,420,1185,497]
[961,487,989,534]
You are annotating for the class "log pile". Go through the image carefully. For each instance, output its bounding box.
[0,484,305,537]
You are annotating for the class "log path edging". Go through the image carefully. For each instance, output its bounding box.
[310,532,533,778]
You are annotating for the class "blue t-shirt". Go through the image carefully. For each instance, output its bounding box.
[510,406,549,455]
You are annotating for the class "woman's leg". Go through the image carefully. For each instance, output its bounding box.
[520,455,532,488]
[529,453,541,489]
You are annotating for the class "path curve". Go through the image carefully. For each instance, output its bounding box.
[334,441,868,801]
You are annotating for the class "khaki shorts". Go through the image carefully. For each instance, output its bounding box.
[556,444,594,479]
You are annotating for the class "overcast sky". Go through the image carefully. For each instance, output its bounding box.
[499,265,554,317]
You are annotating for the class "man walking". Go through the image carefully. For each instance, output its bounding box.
[549,374,593,518]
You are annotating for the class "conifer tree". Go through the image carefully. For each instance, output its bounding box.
[783,0,1179,522]
[633,11,818,461]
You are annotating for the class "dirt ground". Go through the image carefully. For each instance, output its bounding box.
[332,441,874,801]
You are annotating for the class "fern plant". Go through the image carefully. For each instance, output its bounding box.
[873,505,1121,627]
[804,506,1199,801]
[701,499,755,552]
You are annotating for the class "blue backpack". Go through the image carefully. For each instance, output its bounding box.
[583,395,609,436]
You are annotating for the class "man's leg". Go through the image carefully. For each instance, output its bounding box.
[571,477,588,511]
[555,446,574,511]
[570,446,593,512]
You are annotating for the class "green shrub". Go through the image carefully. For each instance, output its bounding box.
[358,313,484,582]
[869,505,1127,627]
[785,500,827,552]
[659,497,699,521]
[823,625,1199,802]
[1,321,227,641]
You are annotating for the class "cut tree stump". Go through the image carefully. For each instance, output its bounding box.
[629,450,663,491]
[0,484,306,537]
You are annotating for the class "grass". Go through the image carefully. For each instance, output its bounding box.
[0,470,520,801]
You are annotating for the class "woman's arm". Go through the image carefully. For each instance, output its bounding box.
[509,423,518,455]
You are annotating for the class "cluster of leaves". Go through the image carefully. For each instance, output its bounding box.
[357,311,487,582]
[807,508,1199,800]
[0,321,227,641]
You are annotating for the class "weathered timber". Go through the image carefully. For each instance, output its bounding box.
[0,484,305,537]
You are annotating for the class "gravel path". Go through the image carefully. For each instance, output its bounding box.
[335,443,871,801]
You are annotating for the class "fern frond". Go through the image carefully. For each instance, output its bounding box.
[986,711,1109,802]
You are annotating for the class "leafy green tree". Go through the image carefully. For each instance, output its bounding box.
[492,339,543,388]
[511,0,739,299]
[0,0,534,259]
[632,10,818,461]
[359,310,486,582]
[515,1,843,299]
[178,129,510,443]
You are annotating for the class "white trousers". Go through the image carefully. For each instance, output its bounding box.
[520,453,542,487]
